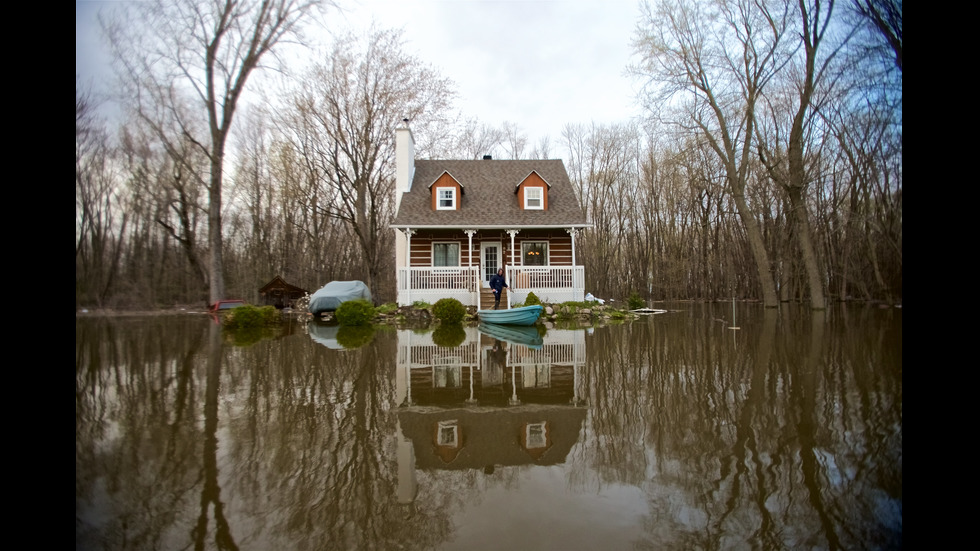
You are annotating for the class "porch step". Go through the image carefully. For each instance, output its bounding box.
[479,288,508,310]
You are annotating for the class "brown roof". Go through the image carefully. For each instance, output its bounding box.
[391,159,589,228]
[258,275,308,295]
[397,406,587,470]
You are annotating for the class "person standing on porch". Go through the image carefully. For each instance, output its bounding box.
[489,267,508,309]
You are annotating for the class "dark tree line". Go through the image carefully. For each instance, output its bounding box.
[76,0,900,310]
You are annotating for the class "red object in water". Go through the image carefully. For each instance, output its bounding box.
[209,299,247,313]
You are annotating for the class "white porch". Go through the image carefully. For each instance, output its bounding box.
[396,265,585,307]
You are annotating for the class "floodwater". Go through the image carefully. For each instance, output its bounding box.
[76,303,902,551]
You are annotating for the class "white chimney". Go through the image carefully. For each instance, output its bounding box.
[395,120,415,214]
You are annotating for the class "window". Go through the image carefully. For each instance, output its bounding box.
[434,365,462,388]
[523,365,551,388]
[436,187,456,209]
[525,422,548,449]
[522,241,548,266]
[524,186,543,209]
[438,420,459,446]
[433,242,460,267]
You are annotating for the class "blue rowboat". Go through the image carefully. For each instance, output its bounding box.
[477,322,544,350]
[476,304,543,326]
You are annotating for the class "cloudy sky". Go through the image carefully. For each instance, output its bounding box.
[76,0,646,148]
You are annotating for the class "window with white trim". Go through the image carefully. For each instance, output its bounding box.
[438,420,459,446]
[524,186,543,209]
[525,422,548,448]
[436,187,456,209]
[522,241,548,266]
[433,242,460,267]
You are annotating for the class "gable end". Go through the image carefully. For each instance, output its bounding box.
[429,171,463,211]
[515,171,550,210]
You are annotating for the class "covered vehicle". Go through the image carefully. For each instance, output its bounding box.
[308,280,372,315]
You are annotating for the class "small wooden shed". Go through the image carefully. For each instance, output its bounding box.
[258,276,308,309]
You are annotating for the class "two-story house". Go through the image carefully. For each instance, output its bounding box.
[391,123,590,308]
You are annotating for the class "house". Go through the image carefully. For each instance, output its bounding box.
[390,123,591,308]
[393,326,587,474]
[257,275,308,309]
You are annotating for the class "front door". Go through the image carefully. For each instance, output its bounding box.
[480,242,501,288]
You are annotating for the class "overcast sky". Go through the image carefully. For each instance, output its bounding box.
[76,0,646,149]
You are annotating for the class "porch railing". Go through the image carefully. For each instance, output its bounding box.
[508,266,585,304]
[397,266,479,305]
[396,265,585,306]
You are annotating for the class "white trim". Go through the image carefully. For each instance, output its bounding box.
[435,187,456,210]
[480,241,502,288]
[524,186,544,210]
[513,170,553,190]
[521,240,550,266]
[391,224,590,230]
[432,241,461,266]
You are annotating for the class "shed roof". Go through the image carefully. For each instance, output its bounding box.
[258,275,307,295]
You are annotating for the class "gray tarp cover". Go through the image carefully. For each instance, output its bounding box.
[309,280,372,314]
[308,323,343,350]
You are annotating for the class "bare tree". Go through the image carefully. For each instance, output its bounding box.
[445,118,504,159]
[632,0,791,307]
[77,82,128,307]
[753,0,851,309]
[852,0,901,71]
[281,28,456,299]
[501,121,529,160]
[104,0,327,305]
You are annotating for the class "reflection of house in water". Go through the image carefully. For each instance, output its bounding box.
[395,326,587,504]
[395,327,587,408]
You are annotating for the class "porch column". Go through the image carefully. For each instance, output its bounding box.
[464,230,476,268]
[506,229,519,309]
[566,227,579,265]
[464,229,477,305]
[403,228,416,304]
[506,229,519,266]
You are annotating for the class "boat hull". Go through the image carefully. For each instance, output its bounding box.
[476,305,543,326]
[477,322,544,349]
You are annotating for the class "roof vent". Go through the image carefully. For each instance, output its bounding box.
[483,155,492,160]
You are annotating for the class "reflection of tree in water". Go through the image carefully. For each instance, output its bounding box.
[76,317,209,550]
[193,322,239,550]
[76,319,458,550]
[572,305,902,550]
[222,328,454,550]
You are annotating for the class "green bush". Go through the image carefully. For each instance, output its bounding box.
[524,291,542,306]
[335,299,376,326]
[627,291,645,310]
[432,323,467,348]
[336,325,375,348]
[432,298,466,324]
[224,305,279,328]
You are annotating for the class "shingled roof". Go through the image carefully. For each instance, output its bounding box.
[391,159,589,228]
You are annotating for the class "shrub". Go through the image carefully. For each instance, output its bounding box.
[224,305,279,328]
[627,291,645,310]
[432,298,466,324]
[524,291,542,306]
[432,323,466,348]
[335,299,376,326]
[336,325,375,348]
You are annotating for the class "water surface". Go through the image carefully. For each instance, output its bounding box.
[76,304,902,550]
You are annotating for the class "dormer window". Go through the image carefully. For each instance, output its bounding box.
[524,186,544,209]
[436,187,456,210]
[516,172,549,210]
